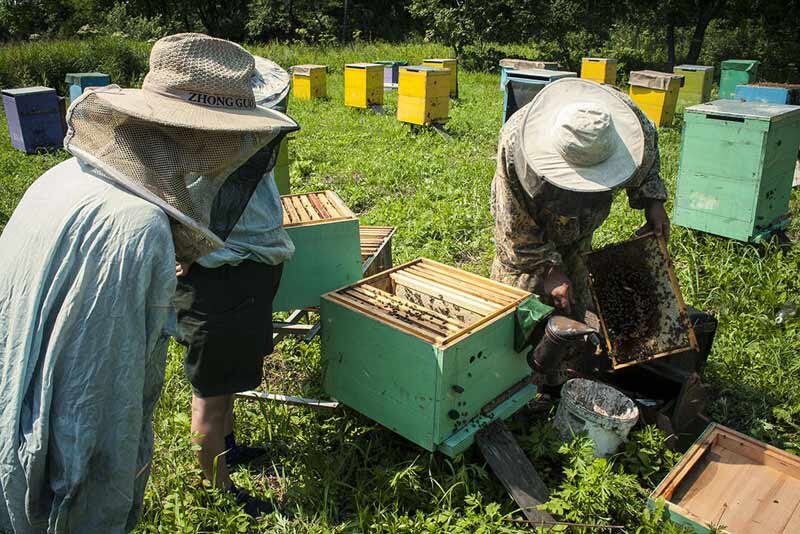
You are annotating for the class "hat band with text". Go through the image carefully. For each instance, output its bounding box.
[145,84,256,110]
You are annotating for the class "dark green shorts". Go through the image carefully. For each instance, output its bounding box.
[174,261,283,398]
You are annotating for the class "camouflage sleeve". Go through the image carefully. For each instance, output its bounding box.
[622,94,668,210]
[491,125,563,277]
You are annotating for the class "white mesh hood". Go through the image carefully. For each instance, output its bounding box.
[64,87,292,262]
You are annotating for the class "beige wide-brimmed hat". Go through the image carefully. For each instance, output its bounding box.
[92,33,295,131]
[520,78,645,192]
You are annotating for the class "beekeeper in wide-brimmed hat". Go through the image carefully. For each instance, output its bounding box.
[491,77,669,323]
[0,33,297,533]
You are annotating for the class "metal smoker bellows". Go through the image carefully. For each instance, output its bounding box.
[585,233,698,369]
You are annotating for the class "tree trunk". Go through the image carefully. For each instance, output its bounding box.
[341,0,349,43]
[685,0,725,64]
[665,15,676,68]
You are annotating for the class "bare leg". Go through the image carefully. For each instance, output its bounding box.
[191,394,233,489]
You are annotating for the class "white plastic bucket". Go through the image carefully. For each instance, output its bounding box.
[554,378,639,457]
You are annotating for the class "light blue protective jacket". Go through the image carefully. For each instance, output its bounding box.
[0,158,176,533]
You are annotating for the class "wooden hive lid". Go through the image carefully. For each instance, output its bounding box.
[281,191,356,227]
[291,64,327,75]
[674,64,714,72]
[507,68,576,81]
[686,99,800,121]
[346,62,382,69]
[583,57,617,63]
[326,258,532,347]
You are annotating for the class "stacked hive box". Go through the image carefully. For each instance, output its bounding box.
[422,59,458,98]
[581,57,617,85]
[719,59,759,99]
[291,65,327,100]
[673,65,714,111]
[396,66,450,126]
[375,61,407,86]
[2,87,63,154]
[502,69,577,123]
[360,226,396,277]
[321,258,549,456]
[273,191,362,311]
[673,100,800,241]
[734,84,800,105]
[65,72,110,102]
[499,58,561,89]
[628,70,684,127]
[344,63,384,109]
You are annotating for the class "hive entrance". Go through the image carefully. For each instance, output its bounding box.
[328,259,530,346]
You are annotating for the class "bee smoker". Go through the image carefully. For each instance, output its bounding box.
[528,315,601,380]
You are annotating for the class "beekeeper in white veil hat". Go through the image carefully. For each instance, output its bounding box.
[0,33,297,533]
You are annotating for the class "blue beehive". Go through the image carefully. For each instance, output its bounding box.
[375,61,407,86]
[2,87,64,154]
[503,69,576,122]
[65,72,110,102]
[499,59,561,90]
[735,84,800,105]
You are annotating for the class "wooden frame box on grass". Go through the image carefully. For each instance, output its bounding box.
[422,58,458,98]
[499,58,561,89]
[734,83,800,105]
[344,63,384,109]
[397,66,450,126]
[719,59,760,99]
[673,100,800,241]
[581,57,617,85]
[321,258,549,457]
[273,191,362,311]
[291,64,327,100]
[1,87,63,154]
[673,65,714,111]
[650,423,800,533]
[502,69,577,123]
[360,226,396,277]
[628,70,685,127]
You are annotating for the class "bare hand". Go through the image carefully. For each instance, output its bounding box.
[176,261,192,277]
[543,266,574,315]
[639,200,670,241]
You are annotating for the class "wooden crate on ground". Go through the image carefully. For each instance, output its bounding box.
[422,58,458,98]
[673,65,714,111]
[273,191,362,311]
[360,226,396,277]
[580,57,617,85]
[673,100,800,241]
[320,259,551,457]
[719,59,759,99]
[628,70,684,127]
[344,63,384,109]
[291,65,327,100]
[650,423,800,533]
[397,66,450,126]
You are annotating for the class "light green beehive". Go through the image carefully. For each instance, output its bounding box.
[673,100,800,241]
[273,191,362,311]
[320,258,552,456]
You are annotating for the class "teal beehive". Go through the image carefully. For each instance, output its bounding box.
[273,191,362,311]
[719,60,759,99]
[673,100,800,241]
[65,72,110,102]
[321,258,550,456]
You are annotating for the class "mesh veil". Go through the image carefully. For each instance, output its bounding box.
[65,88,279,262]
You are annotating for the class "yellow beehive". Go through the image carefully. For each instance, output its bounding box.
[397,66,450,126]
[344,63,384,108]
[628,70,684,127]
[291,64,327,100]
[581,57,617,85]
[422,58,458,98]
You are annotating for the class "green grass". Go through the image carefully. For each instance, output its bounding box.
[1,41,799,533]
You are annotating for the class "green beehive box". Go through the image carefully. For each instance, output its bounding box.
[673,100,800,241]
[321,258,551,457]
[719,59,759,99]
[273,191,362,311]
[673,65,714,111]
